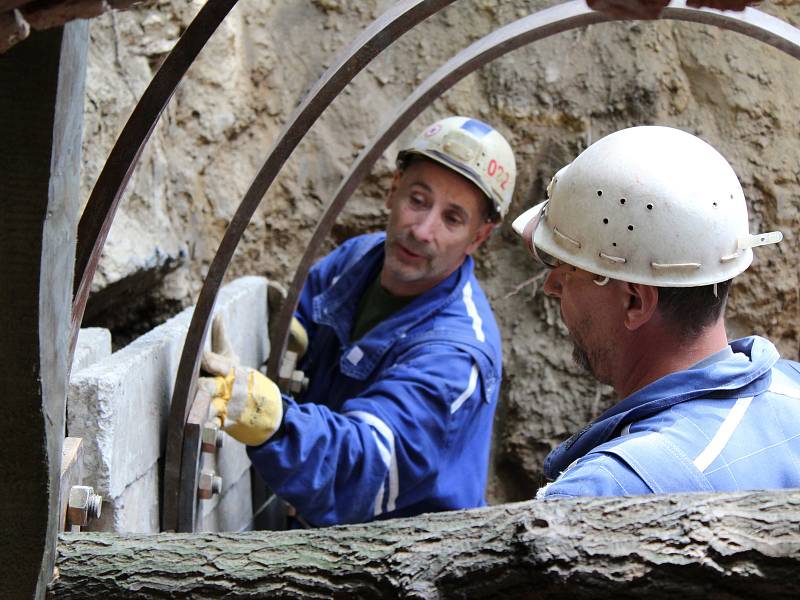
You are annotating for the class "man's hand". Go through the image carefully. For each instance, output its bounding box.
[198,315,283,446]
[587,0,758,19]
[267,281,309,359]
[686,1,757,10]
[587,0,669,19]
[201,312,240,376]
[288,317,308,358]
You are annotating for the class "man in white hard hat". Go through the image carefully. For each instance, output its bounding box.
[513,125,800,498]
[200,116,516,525]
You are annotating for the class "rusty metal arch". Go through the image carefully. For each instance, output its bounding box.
[70,0,240,365]
[169,0,800,532]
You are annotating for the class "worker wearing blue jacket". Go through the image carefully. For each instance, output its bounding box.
[199,116,517,525]
[512,125,800,498]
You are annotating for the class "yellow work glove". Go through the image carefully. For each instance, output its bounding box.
[288,317,308,358]
[198,315,283,446]
[267,281,309,359]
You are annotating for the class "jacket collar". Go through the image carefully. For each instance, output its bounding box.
[312,236,475,380]
[544,336,780,480]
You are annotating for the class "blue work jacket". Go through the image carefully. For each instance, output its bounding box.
[540,336,800,498]
[248,233,502,525]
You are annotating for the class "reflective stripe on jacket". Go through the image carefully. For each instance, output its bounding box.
[248,233,502,525]
[541,336,800,498]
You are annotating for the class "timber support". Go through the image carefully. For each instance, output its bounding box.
[52,490,800,598]
[0,21,88,599]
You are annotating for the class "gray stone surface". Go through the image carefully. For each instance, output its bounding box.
[72,327,112,373]
[85,464,160,533]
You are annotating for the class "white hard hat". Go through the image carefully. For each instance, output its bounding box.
[512,126,782,287]
[398,116,516,220]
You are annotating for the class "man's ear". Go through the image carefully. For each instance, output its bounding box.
[622,282,659,331]
[385,170,403,209]
[466,222,496,255]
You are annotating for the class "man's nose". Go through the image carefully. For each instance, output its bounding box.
[411,211,438,243]
[542,268,563,298]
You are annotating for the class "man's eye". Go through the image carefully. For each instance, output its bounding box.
[409,195,425,206]
[444,213,464,226]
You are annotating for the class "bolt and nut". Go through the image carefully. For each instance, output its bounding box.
[201,421,224,453]
[289,370,309,394]
[67,485,102,527]
[198,469,222,500]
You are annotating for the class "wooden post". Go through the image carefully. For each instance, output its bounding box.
[0,21,88,599]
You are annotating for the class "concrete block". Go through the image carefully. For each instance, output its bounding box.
[72,327,112,373]
[85,464,160,534]
[67,276,269,530]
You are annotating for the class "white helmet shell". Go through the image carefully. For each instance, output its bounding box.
[398,116,516,220]
[513,126,782,287]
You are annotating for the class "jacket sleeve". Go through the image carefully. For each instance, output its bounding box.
[247,342,489,526]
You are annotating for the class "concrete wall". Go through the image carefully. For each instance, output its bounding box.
[68,276,269,533]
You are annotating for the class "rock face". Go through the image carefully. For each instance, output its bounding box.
[80,0,800,504]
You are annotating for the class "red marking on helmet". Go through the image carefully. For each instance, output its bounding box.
[423,123,442,137]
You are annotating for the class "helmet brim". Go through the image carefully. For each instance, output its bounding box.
[511,201,547,237]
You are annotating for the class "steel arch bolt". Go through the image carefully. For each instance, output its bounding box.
[201,421,224,454]
[67,485,103,527]
[198,469,222,500]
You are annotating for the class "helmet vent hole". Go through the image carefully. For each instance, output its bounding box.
[612,242,617,247]
[712,202,718,208]
[628,225,634,231]
[646,203,653,210]
[597,190,603,197]
[620,198,626,205]
[603,218,609,224]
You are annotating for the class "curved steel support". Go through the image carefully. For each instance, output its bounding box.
[164,0,458,532]
[268,0,800,384]
[69,0,240,367]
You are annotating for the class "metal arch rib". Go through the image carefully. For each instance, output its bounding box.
[70,0,240,368]
[267,0,800,382]
[663,1,800,60]
[164,0,457,532]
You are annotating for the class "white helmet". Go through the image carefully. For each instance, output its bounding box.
[512,126,782,287]
[398,116,516,220]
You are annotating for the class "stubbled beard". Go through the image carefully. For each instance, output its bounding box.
[571,336,613,387]
[571,342,593,374]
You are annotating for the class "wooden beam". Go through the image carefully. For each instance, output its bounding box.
[0,21,87,599]
[52,490,800,598]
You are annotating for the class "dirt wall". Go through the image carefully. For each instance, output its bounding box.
[80,0,800,503]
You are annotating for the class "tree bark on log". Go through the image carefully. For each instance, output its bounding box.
[51,490,800,599]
